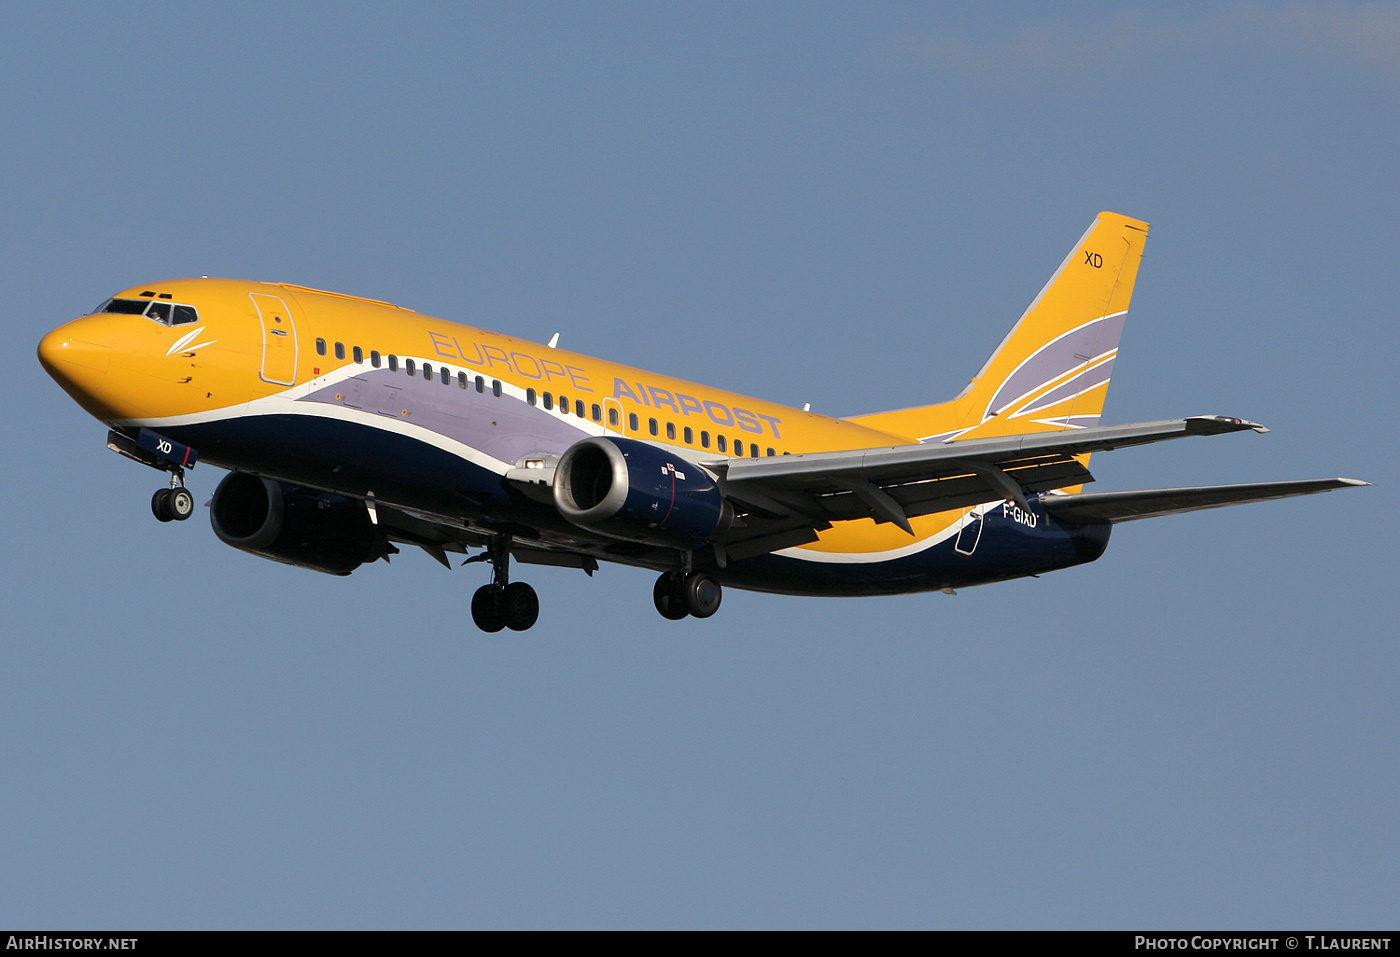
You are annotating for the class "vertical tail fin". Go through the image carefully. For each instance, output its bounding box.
[847,211,1149,443]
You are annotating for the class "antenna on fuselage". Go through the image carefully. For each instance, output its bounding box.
[547,333,561,349]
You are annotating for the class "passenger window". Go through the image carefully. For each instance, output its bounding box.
[543,392,553,410]
[422,363,432,379]
[591,403,601,422]
[734,440,744,457]
[766,447,775,457]
[701,431,710,448]
[475,376,484,393]
[559,395,569,414]
[492,379,501,397]
[172,305,198,325]
[441,367,449,385]
[629,412,639,431]
[371,351,381,368]
[527,388,537,405]
[353,346,363,363]
[752,446,760,458]
[649,418,659,436]
[575,399,585,417]
[666,422,676,440]
[316,338,327,356]
[388,354,398,372]
[717,435,727,452]
[608,408,619,427]
[405,359,416,375]
[458,372,467,388]
[684,427,694,444]
[335,342,346,360]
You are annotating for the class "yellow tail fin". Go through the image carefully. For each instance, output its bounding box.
[847,211,1149,443]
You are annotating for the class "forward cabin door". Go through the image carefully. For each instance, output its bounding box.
[250,292,299,386]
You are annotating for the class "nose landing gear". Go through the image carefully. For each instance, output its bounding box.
[106,429,200,524]
[151,473,195,523]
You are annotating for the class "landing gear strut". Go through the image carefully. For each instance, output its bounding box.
[105,429,198,524]
[469,535,540,632]
[151,470,195,523]
[653,569,722,621]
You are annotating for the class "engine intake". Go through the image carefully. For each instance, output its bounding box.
[553,436,732,547]
[210,472,386,576]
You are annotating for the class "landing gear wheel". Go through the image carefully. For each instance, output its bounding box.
[151,488,174,522]
[682,572,722,619]
[501,582,539,631]
[167,487,195,521]
[653,573,689,621]
[471,584,506,633]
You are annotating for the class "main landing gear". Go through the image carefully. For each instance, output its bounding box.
[151,471,195,523]
[653,569,722,621]
[469,535,540,633]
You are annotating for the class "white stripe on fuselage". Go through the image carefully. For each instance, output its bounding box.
[775,507,994,564]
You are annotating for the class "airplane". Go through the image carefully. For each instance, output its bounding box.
[37,211,1367,632]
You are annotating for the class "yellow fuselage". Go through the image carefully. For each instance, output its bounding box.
[40,278,977,563]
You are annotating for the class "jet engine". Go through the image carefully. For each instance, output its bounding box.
[553,436,732,547]
[210,471,388,576]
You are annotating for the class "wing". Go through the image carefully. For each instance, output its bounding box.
[706,415,1270,558]
[375,414,1363,570]
[1039,478,1370,525]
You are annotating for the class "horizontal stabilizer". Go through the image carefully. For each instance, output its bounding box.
[1041,478,1370,525]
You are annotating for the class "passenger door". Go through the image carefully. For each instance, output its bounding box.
[249,293,298,386]
[954,504,986,556]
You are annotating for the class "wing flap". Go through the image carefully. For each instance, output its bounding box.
[799,456,1095,524]
[1041,478,1370,525]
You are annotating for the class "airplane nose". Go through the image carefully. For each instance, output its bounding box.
[38,317,113,403]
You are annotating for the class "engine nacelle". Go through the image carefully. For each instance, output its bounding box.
[210,472,385,576]
[553,436,732,547]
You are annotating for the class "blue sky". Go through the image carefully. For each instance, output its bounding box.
[2,1,1395,928]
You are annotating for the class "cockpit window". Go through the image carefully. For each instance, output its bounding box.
[99,297,200,326]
